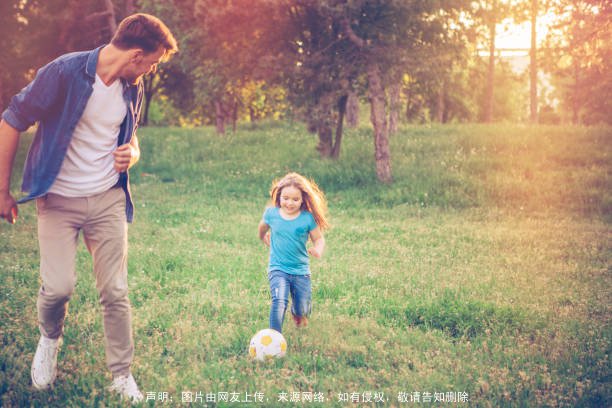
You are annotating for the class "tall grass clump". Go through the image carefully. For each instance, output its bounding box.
[379,289,536,339]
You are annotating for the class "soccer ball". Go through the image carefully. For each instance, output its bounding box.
[249,329,287,361]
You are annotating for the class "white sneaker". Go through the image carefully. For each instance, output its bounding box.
[31,335,62,390]
[109,374,144,404]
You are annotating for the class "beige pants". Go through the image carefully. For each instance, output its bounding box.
[36,187,132,377]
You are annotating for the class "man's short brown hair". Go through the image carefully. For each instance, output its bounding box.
[111,13,178,60]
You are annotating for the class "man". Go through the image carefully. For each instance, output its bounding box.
[0,13,177,402]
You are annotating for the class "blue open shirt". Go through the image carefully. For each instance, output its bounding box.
[1,46,144,222]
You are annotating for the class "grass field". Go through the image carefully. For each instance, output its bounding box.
[0,123,610,407]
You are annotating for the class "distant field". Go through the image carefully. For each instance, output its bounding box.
[1,123,610,407]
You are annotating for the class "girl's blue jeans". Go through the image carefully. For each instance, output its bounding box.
[268,270,312,333]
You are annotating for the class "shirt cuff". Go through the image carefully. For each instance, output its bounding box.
[1,109,29,132]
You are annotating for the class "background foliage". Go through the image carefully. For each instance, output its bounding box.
[0,0,610,127]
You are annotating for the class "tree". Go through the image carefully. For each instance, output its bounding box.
[485,0,498,123]
[406,28,474,124]
[507,0,546,123]
[470,0,502,123]
[336,1,471,181]
[529,0,538,123]
[543,0,611,124]
[142,0,288,132]
[0,0,28,108]
[0,0,127,109]
[345,91,359,127]
[388,83,400,133]
[341,15,391,181]
[469,0,518,122]
[271,1,357,159]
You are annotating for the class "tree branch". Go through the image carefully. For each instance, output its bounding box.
[84,11,114,24]
[340,18,365,48]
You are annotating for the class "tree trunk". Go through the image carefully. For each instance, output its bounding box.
[341,16,392,182]
[572,63,580,125]
[388,83,400,134]
[214,100,226,134]
[485,1,497,123]
[142,76,153,126]
[331,95,348,159]
[103,0,117,34]
[231,99,238,133]
[367,62,392,183]
[405,86,415,121]
[530,0,538,123]
[437,80,446,123]
[0,74,4,110]
[143,94,152,126]
[316,124,333,157]
[346,91,359,128]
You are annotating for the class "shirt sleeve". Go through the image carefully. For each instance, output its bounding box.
[262,207,273,225]
[307,212,318,232]
[2,59,64,131]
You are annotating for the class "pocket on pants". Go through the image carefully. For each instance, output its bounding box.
[36,195,49,214]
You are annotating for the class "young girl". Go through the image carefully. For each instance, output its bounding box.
[258,172,329,333]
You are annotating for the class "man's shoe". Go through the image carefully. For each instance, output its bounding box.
[31,335,62,390]
[109,374,144,404]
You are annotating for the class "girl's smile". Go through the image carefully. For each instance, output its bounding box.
[279,186,303,218]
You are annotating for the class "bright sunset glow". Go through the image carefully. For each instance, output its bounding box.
[496,11,558,51]
[475,10,561,58]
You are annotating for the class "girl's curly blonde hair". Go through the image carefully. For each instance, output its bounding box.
[269,172,330,231]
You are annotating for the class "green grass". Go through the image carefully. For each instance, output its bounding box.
[1,122,610,407]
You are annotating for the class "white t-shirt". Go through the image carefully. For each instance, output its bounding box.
[49,74,128,197]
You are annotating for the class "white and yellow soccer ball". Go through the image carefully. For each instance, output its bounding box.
[249,329,287,361]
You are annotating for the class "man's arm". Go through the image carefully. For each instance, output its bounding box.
[0,120,20,224]
[112,135,141,173]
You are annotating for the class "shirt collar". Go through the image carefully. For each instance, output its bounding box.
[85,45,139,91]
[85,45,105,80]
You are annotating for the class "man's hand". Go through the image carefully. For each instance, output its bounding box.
[112,143,139,173]
[0,120,21,224]
[0,192,18,224]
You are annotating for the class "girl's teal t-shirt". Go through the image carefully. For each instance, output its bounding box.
[263,206,318,275]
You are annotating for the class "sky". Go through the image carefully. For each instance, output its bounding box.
[495,12,556,52]
[477,12,558,75]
